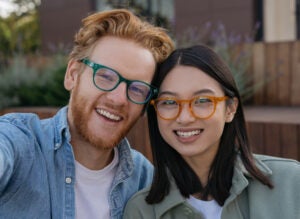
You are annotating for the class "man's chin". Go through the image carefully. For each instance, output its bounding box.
[87,133,125,150]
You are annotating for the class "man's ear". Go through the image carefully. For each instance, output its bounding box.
[64,59,81,91]
[225,97,238,123]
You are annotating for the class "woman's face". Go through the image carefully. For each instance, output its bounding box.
[156,65,236,164]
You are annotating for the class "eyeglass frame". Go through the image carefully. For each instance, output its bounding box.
[150,96,229,120]
[80,58,158,104]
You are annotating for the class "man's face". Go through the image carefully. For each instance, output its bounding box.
[65,36,156,150]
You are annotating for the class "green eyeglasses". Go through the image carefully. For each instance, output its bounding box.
[80,58,158,104]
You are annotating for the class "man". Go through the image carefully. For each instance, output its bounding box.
[0,9,174,219]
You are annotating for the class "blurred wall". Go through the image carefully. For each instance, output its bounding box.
[174,0,254,37]
[39,0,299,51]
[39,0,95,53]
[39,0,256,54]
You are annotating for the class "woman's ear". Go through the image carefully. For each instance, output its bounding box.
[225,97,238,123]
[64,59,81,91]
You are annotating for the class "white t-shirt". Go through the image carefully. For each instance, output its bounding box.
[186,196,222,219]
[75,148,119,219]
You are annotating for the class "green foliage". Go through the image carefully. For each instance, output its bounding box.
[15,11,40,52]
[43,64,69,106]
[0,54,69,109]
[0,20,11,55]
[0,5,41,69]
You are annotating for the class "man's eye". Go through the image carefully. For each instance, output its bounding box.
[96,68,117,81]
[129,85,147,96]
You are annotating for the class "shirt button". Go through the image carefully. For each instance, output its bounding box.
[65,177,72,184]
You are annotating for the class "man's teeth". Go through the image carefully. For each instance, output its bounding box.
[98,109,121,121]
[176,130,201,137]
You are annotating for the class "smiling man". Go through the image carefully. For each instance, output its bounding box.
[0,9,174,219]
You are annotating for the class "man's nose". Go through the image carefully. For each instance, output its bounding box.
[105,82,128,105]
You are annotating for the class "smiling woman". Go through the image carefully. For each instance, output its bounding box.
[123,44,300,219]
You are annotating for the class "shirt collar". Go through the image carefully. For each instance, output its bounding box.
[53,106,70,150]
[226,154,273,204]
[234,154,273,178]
[154,177,186,218]
[111,138,134,185]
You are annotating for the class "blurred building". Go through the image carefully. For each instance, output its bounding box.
[39,0,300,53]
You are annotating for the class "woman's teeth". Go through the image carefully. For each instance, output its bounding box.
[176,130,201,137]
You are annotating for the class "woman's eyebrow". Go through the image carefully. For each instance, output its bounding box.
[159,89,216,97]
[194,89,216,95]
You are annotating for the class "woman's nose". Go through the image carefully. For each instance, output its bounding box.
[176,103,196,124]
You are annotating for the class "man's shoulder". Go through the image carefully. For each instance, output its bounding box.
[118,139,152,167]
[0,112,41,124]
[116,142,153,183]
[130,148,151,164]
[129,148,153,177]
[0,112,43,138]
[0,106,67,134]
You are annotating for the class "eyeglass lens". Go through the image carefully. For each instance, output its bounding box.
[93,66,152,104]
[155,97,216,119]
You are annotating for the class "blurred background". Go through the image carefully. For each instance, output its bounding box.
[0,0,299,161]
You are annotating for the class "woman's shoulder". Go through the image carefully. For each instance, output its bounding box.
[254,154,300,170]
[126,186,151,206]
[254,154,300,181]
[123,187,155,218]
[244,154,300,217]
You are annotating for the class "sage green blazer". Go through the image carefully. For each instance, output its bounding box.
[123,155,300,219]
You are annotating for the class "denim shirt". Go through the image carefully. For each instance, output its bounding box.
[0,106,153,219]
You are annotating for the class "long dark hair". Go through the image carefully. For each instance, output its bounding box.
[146,45,273,205]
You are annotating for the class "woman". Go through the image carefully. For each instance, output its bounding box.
[123,45,300,219]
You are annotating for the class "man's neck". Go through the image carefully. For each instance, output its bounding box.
[71,141,115,170]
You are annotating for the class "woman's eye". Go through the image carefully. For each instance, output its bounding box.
[194,97,212,105]
[158,99,177,106]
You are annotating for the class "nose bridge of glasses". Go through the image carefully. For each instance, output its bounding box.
[117,73,144,91]
[178,99,192,105]
[106,80,128,104]
[117,71,128,84]
[176,99,194,118]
